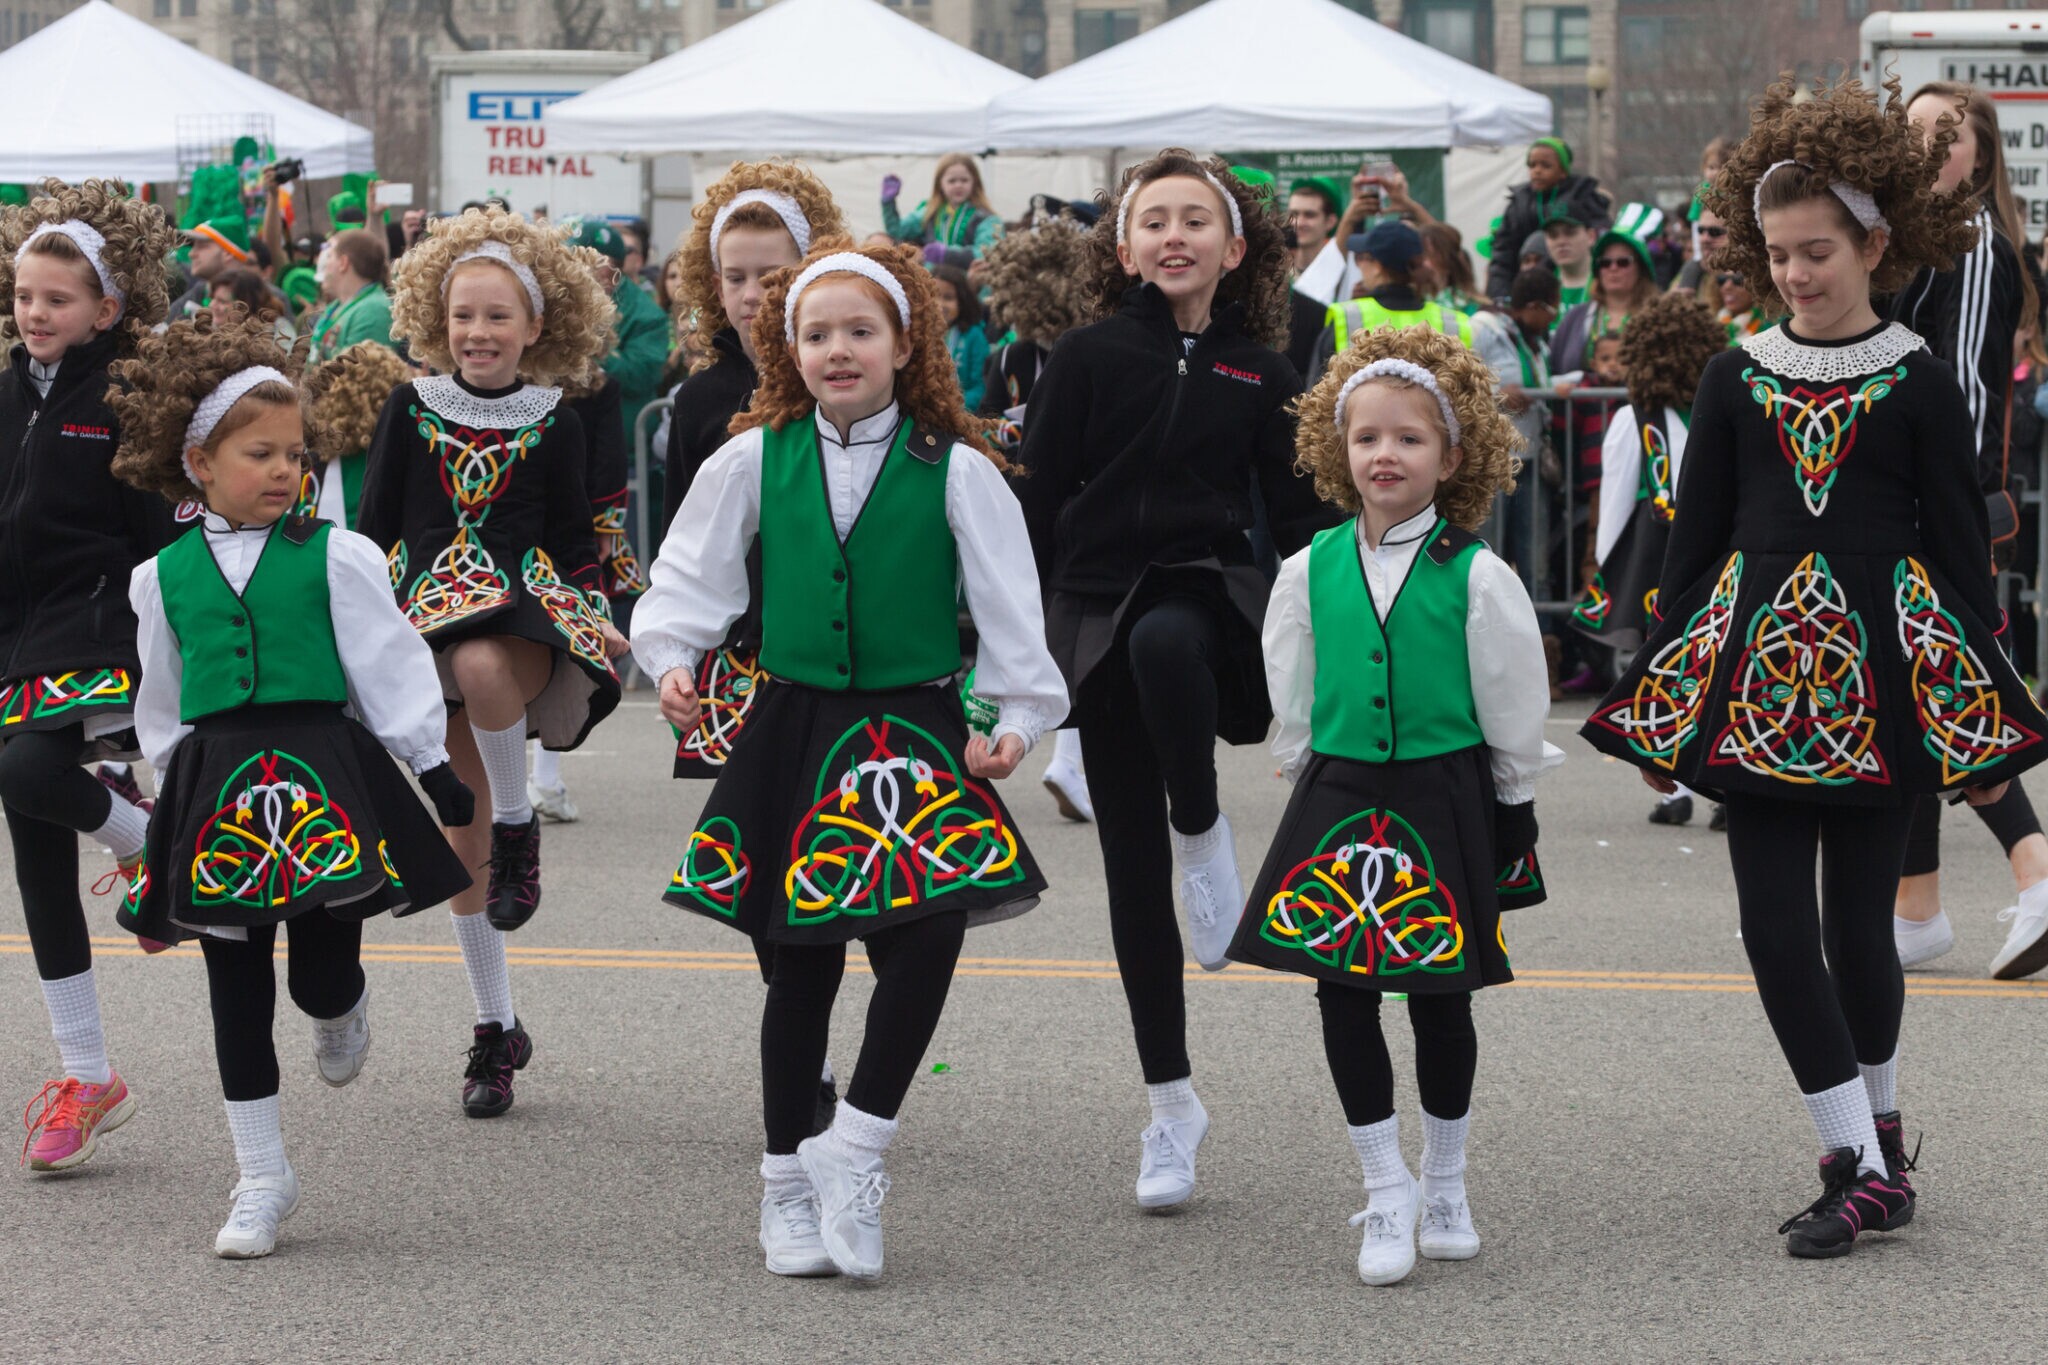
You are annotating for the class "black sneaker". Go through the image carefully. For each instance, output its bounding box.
[1648,796,1693,826]
[1872,1111,1919,1230]
[1778,1147,1914,1257]
[485,815,542,931]
[462,1019,532,1118]
[1709,803,1727,832]
[812,1078,838,1138]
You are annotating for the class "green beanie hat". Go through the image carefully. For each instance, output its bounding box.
[569,217,628,264]
[1531,136,1574,174]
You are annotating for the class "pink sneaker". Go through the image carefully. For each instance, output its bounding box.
[21,1073,135,1172]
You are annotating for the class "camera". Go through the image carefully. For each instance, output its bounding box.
[268,158,305,186]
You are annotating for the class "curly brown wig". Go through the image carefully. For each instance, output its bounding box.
[0,179,177,354]
[1081,151,1291,350]
[304,340,414,458]
[388,207,616,389]
[1704,73,1977,316]
[1621,292,1728,415]
[678,161,848,341]
[107,310,306,503]
[733,239,1002,467]
[982,218,1093,349]
[1293,325,1521,531]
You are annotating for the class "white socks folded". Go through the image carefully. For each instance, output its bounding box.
[1051,729,1084,768]
[1168,820,1228,866]
[1860,1049,1899,1116]
[40,969,112,1087]
[471,719,532,826]
[91,796,150,863]
[1802,1077,1884,1177]
[451,910,516,1029]
[1348,1115,1410,1194]
[530,740,563,790]
[821,1100,898,1165]
[761,1150,806,1194]
[225,1094,287,1179]
[1146,1077,1200,1125]
[1420,1110,1471,1205]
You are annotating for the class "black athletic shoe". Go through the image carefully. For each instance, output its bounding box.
[1709,803,1727,832]
[462,1019,532,1117]
[1872,1110,1919,1229]
[1648,796,1693,826]
[812,1079,838,1138]
[1779,1147,1914,1257]
[485,816,542,931]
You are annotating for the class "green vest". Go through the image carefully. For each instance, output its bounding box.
[1307,517,1483,762]
[1326,297,1472,353]
[757,417,962,691]
[158,519,348,723]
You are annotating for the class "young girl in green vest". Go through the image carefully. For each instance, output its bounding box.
[1229,324,1560,1286]
[362,209,627,1118]
[633,241,1066,1281]
[106,312,473,1259]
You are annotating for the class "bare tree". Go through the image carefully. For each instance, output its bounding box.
[1614,0,1795,206]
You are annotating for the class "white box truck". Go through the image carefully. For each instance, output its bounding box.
[428,50,649,221]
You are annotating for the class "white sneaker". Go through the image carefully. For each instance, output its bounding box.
[1042,757,1095,823]
[1895,909,1954,969]
[797,1137,888,1280]
[214,1163,300,1259]
[1417,1191,1481,1260]
[1172,815,1242,972]
[1135,1096,1209,1210]
[1990,900,2048,979]
[311,988,370,1087]
[1349,1173,1420,1286]
[759,1181,838,1277]
[528,779,579,824]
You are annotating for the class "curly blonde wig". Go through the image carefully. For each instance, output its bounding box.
[304,341,414,458]
[1621,293,1727,415]
[107,310,306,503]
[983,218,1093,348]
[1082,151,1292,350]
[733,238,1001,467]
[678,161,848,341]
[0,179,177,354]
[388,207,616,388]
[1294,325,1521,531]
[1704,73,1977,316]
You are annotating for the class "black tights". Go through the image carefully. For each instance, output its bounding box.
[1724,795,1913,1094]
[1899,782,2041,877]
[1080,597,1227,1085]
[1317,984,1477,1126]
[0,725,116,981]
[198,914,365,1102]
[759,911,966,1154]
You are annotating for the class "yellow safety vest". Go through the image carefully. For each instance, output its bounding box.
[1326,297,1473,352]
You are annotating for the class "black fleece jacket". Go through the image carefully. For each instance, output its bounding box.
[0,332,175,681]
[1015,283,1337,597]
[1485,173,1612,301]
[660,326,756,536]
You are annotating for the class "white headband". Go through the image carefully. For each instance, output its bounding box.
[710,189,812,271]
[1332,358,1461,448]
[1115,170,1245,244]
[181,366,291,486]
[445,240,545,316]
[782,253,912,344]
[1753,159,1890,235]
[16,220,126,322]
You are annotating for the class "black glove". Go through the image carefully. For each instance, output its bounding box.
[1494,800,1538,867]
[418,762,475,828]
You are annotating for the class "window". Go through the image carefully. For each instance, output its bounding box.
[392,34,411,73]
[232,0,249,13]
[258,37,277,80]
[232,36,252,72]
[1523,5,1588,66]
[1406,0,1490,69]
[1074,7,1137,60]
[1796,0,1818,17]
[1846,0,1867,17]
[498,32,520,47]
[1622,16,1662,63]
[153,0,170,15]
[658,32,682,52]
[500,0,517,10]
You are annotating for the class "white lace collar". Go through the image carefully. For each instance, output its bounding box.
[1739,322,1922,384]
[814,401,901,449]
[414,374,562,430]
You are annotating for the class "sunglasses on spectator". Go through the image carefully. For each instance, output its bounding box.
[1696,224,1728,239]
[1716,272,1744,285]
[1598,256,1637,270]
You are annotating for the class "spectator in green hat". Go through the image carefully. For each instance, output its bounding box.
[1485,136,1612,302]
[171,216,253,319]
[572,217,672,439]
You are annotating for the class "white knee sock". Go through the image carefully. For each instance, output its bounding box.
[1860,1049,1899,1115]
[1420,1109,1471,1204]
[1347,1115,1411,1194]
[1146,1076,1200,1124]
[822,1100,898,1164]
[1052,728,1083,768]
[469,719,532,825]
[40,969,111,1086]
[225,1094,287,1178]
[451,910,516,1029]
[530,741,563,790]
[1802,1078,1883,1177]
[90,796,150,862]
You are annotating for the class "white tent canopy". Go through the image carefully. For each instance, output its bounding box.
[986,0,1552,152]
[546,0,1029,156]
[0,2,374,184]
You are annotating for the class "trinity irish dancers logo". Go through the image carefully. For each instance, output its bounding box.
[1743,364,1905,516]
[191,750,364,909]
[1587,552,1742,770]
[1255,808,1463,979]
[1893,557,2042,783]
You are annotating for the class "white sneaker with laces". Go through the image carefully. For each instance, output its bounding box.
[311,988,370,1087]
[797,1137,889,1280]
[214,1163,300,1259]
[759,1181,838,1277]
[1350,1173,1420,1285]
[1135,1096,1209,1210]
[1417,1192,1481,1260]
[1894,908,1954,969]
[528,779,580,824]
[1172,815,1242,972]
[1042,757,1095,823]
[1990,900,2048,979]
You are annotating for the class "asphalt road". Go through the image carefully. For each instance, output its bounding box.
[2,696,2044,1363]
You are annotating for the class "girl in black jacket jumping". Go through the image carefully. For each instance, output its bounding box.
[2,179,179,1173]
[1016,150,1337,1212]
